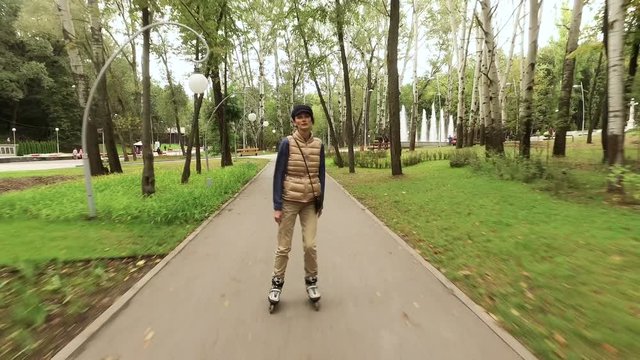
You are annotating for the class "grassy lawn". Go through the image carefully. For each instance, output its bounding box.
[328,160,639,359]
[0,158,268,358]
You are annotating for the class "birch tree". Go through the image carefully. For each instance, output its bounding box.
[479,0,504,154]
[54,0,103,175]
[519,0,543,158]
[606,0,626,190]
[553,0,585,157]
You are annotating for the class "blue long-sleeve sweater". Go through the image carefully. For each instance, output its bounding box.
[273,137,325,211]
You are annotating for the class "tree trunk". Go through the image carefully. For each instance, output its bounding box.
[159,41,186,156]
[88,0,122,173]
[587,51,604,144]
[181,94,204,184]
[607,0,625,175]
[553,0,585,156]
[519,0,542,158]
[140,6,155,195]
[258,33,266,150]
[467,23,483,148]
[274,36,283,137]
[479,0,504,154]
[499,1,522,125]
[336,0,355,173]
[409,0,419,151]
[213,61,233,167]
[54,0,103,175]
[388,0,402,176]
[455,0,473,149]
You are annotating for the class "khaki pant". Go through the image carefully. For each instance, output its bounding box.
[273,200,318,279]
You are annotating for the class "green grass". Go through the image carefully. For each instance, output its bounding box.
[0,158,268,358]
[0,159,268,266]
[328,161,640,359]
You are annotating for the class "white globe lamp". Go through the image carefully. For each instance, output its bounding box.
[188,73,208,94]
[248,113,257,122]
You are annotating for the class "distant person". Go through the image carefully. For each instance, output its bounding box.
[78,148,83,159]
[72,148,78,159]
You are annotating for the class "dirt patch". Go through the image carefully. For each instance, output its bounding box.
[0,176,80,194]
[0,256,163,360]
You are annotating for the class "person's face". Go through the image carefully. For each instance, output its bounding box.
[294,112,313,130]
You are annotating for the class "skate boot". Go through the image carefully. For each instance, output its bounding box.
[305,276,321,310]
[268,277,284,313]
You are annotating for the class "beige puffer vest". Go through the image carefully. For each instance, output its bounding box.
[283,131,322,203]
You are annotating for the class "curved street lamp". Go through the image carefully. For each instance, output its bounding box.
[11,128,16,146]
[82,22,210,218]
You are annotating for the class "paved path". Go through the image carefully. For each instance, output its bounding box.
[58,160,534,360]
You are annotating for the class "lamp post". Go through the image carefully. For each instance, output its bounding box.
[55,127,60,153]
[247,112,257,147]
[627,98,637,132]
[573,82,585,134]
[261,121,269,150]
[81,22,209,218]
[204,93,235,171]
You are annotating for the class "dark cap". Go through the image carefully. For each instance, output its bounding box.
[291,104,314,123]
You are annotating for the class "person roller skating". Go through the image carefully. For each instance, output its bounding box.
[269,104,326,313]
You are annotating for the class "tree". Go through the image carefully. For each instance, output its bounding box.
[293,2,344,167]
[53,0,102,173]
[140,2,155,195]
[335,0,355,173]
[553,0,585,157]
[478,0,504,154]
[88,0,122,173]
[388,0,402,176]
[520,0,543,158]
[606,0,626,190]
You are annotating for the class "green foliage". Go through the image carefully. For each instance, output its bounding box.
[449,148,479,168]
[15,141,56,156]
[332,149,453,169]
[608,165,640,202]
[0,162,260,225]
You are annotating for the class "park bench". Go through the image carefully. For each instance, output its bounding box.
[367,140,390,150]
[237,147,259,156]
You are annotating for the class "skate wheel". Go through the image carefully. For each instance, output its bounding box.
[269,304,276,314]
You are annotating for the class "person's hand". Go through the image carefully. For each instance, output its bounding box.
[274,210,283,224]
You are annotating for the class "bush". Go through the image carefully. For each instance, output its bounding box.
[332,148,453,169]
[468,153,579,193]
[16,141,56,156]
[449,149,478,168]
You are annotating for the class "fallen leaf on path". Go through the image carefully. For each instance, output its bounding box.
[553,332,567,346]
[458,270,472,277]
[413,302,420,309]
[144,328,155,349]
[136,260,146,267]
[601,343,618,355]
